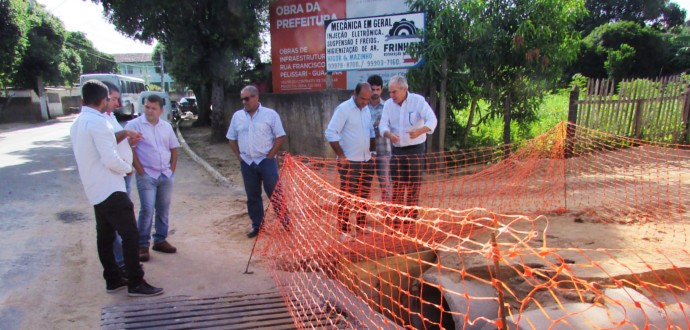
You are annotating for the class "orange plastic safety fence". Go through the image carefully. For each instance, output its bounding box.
[254,122,690,329]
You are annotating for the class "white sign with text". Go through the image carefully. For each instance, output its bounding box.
[325,12,425,72]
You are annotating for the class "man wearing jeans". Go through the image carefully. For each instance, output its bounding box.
[70,80,163,296]
[325,82,375,242]
[227,85,287,238]
[125,94,180,261]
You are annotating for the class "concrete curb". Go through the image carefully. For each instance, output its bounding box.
[175,124,245,196]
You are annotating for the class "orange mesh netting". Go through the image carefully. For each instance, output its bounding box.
[253,121,690,329]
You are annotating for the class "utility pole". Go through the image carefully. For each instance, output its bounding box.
[159,50,165,92]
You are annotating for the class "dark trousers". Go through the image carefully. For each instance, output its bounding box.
[337,160,374,232]
[391,143,426,219]
[94,191,144,286]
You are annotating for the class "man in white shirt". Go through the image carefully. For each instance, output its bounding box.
[379,75,438,223]
[101,81,139,275]
[70,80,163,297]
[226,85,288,238]
[325,82,375,241]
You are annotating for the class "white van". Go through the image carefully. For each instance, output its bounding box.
[138,91,173,122]
[79,73,147,118]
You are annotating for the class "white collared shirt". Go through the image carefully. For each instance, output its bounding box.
[70,106,132,205]
[104,112,133,167]
[379,92,438,147]
[325,97,375,162]
[226,104,287,165]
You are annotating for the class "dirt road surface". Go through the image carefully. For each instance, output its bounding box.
[0,116,274,329]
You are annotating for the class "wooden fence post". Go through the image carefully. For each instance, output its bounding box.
[632,99,644,139]
[565,85,579,159]
[682,84,690,144]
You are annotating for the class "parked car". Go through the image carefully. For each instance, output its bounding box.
[137,91,174,122]
[178,96,198,115]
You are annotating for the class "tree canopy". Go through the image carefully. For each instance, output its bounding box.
[0,0,27,89]
[408,0,586,148]
[65,32,118,76]
[97,0,268,140]
[12,4,66,92]
[0,1,116,90]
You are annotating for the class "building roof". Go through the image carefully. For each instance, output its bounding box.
[112,53,152,63]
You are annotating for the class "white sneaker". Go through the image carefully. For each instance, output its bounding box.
[338,232,353,242]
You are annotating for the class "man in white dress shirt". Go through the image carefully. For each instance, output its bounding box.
[70,80,163,297]
[325,82,375,241]
[379,75,437,223]
[101,81,139,275]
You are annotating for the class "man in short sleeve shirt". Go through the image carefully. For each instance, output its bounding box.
[125,94,180,261]
[226,85,288,238]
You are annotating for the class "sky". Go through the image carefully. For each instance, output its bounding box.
[35,0,690,56]
[36,0,155,54]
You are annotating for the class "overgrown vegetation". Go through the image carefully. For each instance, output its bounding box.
[450,90,569,149]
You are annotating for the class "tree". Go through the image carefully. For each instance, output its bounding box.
[656,2,687,30]
[665,26,690,72]
[0,0,29,89]
[65,32,117,74]
[59,48,81,87]
[576,0,668,34]
[573,21,669,79]
[12,4,66,92]
[97,0,268,142]
[408,0,585,148]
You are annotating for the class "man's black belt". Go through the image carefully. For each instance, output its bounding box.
[392,142,425,150]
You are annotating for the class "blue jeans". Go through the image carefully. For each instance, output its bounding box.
[136,172,174,247]
[113,175,133,267]
[240,158,280,230]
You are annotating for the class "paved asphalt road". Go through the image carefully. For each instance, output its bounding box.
[0,116,276,329]
[0,117,90,328]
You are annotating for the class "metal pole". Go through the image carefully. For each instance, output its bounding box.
[159,49,165,92]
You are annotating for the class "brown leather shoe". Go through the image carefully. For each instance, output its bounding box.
[152,240,177,253]
[139,247,150,262]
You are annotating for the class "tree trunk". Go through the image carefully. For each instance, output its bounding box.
[438,58,448,152]
[193,83,211,127]
[37,76,49,120]
[460,98,478,147]
[210,79,227,143]
[503,92,512,155]
[427,77,438,153]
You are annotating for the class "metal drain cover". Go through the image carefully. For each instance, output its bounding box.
[101,291,301,329]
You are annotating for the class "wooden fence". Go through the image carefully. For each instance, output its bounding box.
[567,75,690,144]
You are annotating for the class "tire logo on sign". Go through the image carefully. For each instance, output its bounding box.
[386,19,421,41]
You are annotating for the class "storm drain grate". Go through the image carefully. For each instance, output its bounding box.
[101,290,320,329]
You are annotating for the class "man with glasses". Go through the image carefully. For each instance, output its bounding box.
[379,75,437,226]
[226,85,288,238]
